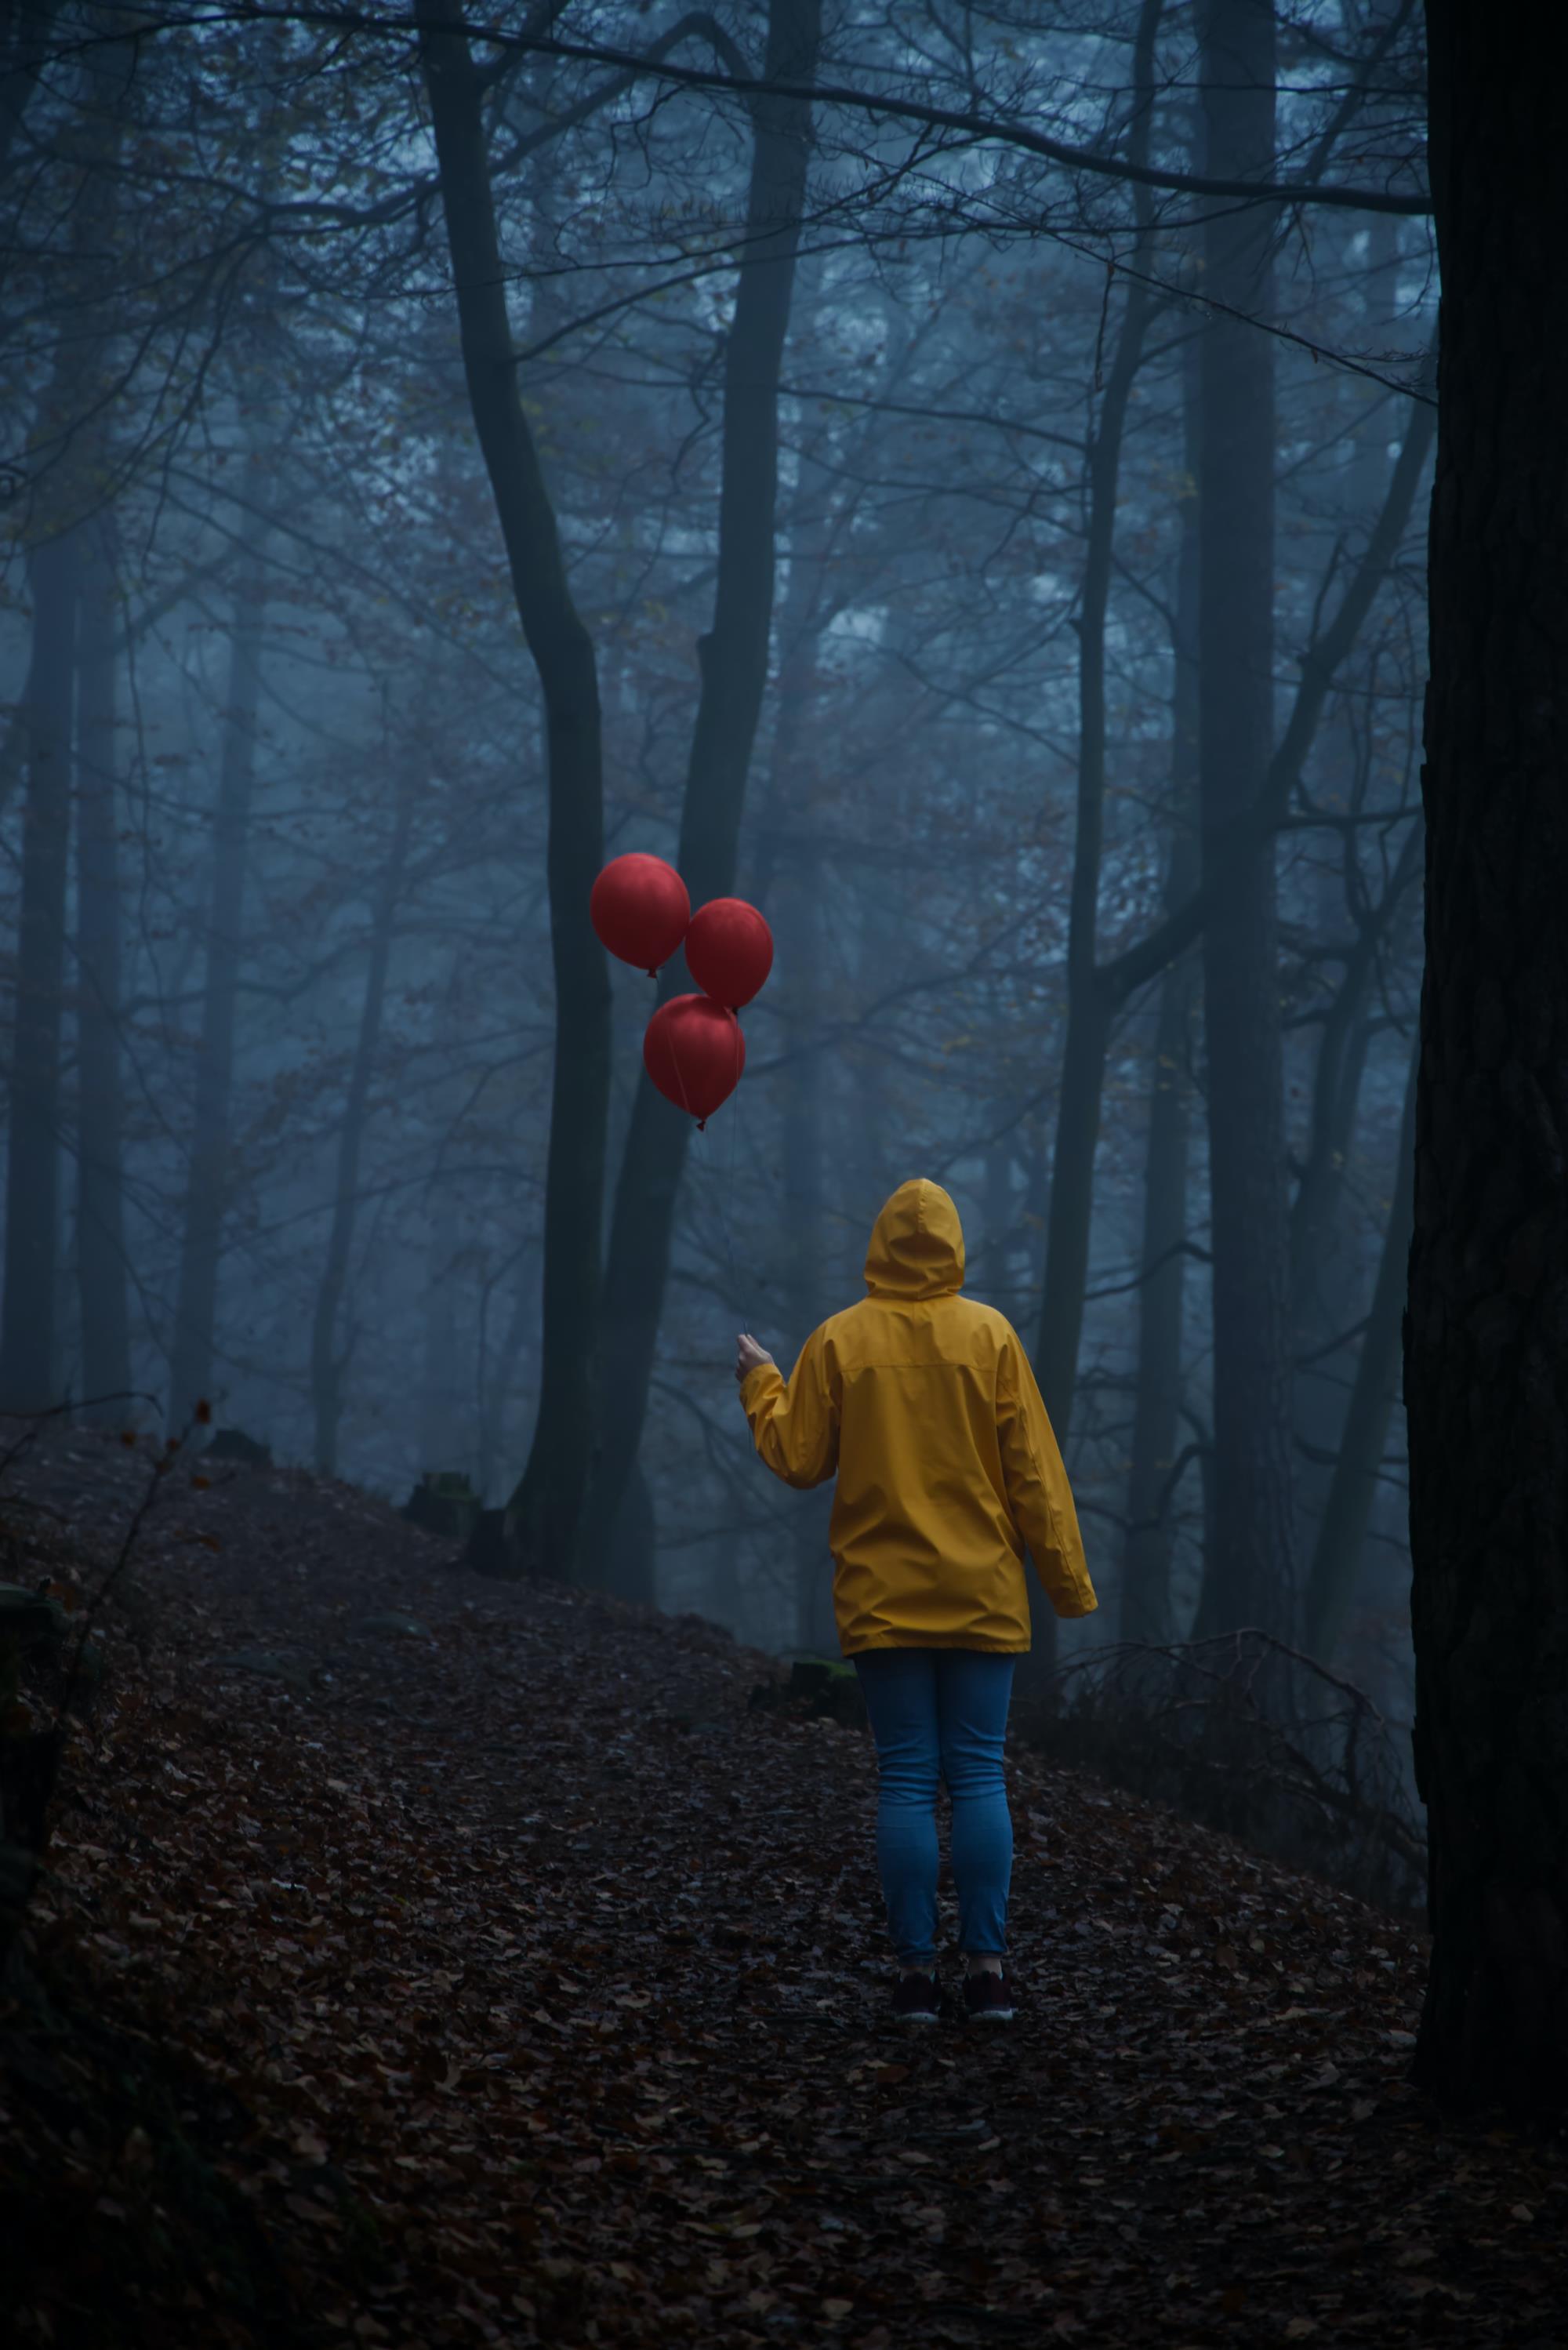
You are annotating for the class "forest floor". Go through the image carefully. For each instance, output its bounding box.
[2,1422,1566,2350]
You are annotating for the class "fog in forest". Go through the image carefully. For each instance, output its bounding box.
[0,2,1432,1728]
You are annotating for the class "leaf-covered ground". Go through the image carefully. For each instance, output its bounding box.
[2,1423,1566,2349]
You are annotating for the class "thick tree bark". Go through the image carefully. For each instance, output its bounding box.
[1123,333,1202,1647]
[418,0,612,1579]
[1290,820,1421,1566]
[0,531,76,1411]
[168,504,269,1426]
[310,780,415,1475]
[1409,5,1568,2117]
[1189,0,1294,1644]
[73,517,132,1415]
[574,0,821,1586]
[1304,1038,1416,1664]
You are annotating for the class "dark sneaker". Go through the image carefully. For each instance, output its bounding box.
[891,1970,941,2025]
[963,1969,1014,2023]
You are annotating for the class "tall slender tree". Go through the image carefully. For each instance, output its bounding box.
[1026,0,1162,1689]
[769,494,833,1650]
[0,27,125,1411]
[168,490,270,1425]
[73,514,132,1413]
[417,0,612,1577]
[1189,0,1294,1644]
[310,772,416,1475]
[0,528,75,1411]
[575,0,822,1587]
[1122,329,1203,1647]
[1305,1037,1417,1664]
[1033,0,1162,1434]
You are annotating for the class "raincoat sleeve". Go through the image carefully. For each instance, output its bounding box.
[741,1328,839,1491]
[996,1335,1098,1618]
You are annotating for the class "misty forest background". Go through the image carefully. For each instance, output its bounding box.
[0,2,1431,1740]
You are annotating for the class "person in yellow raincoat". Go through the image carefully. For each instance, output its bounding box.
[737,1178,1096,2025]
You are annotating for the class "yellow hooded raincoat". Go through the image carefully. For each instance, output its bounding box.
[740,1179,1097,1654]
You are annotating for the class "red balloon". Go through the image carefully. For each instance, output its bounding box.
[591,854,691,975]
[643,994,746,1128]
[684,897,774,1009]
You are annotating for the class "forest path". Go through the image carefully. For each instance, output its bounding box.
[4,1424,1564,2348]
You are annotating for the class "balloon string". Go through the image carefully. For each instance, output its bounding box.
[702,1016,744,1328]
[667,1010,746,1331]
[726,1044,745,1332]
[668,1021,697,1125]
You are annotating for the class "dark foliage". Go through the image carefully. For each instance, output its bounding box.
[2,1426,1564,2348]
[1023,1633,1425,1920]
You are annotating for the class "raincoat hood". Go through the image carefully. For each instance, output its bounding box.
[865,1179,966,1301]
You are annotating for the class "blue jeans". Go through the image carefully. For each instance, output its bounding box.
[853,1648,1016,1968]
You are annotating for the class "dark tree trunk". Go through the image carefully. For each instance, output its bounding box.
[1011,0,1161,1710]
[750,470,836,1645]
[73,516,132,1416]
[575,0,822,1585]
[1409,4,1568,2118]
[419,1172,463,1473]
[1033,181,1158,1419]
[168,508,268,1426]
[1290,821,1421,1556]
[0,0,64,180]
[477,1240,538,1508]
[778,674,831,1656]
[420,0,615,1578]
[1290,854,1413,1341]
[1123,332,1203,1647]
[0,642,39,824]
[851,877,895,1216]
[310,781,414,1476]
[0,531,76,1412]
[4,43,127,1415]
[1305,1038,1416,1664]
[1025,0,1162,1692]
[1189,0,1295,1644]
[418,0,612,1578]
[1122,914,1200,1646]
[1290,228,1418,1540]
[742,464,839,1647]
[601,1462,657,1607]
[2,551,243,827]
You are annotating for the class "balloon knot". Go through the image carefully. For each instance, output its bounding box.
[697,1117,708,1132]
